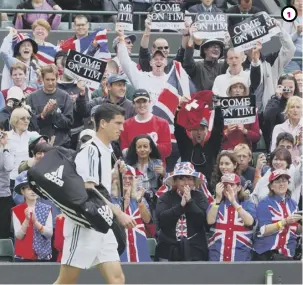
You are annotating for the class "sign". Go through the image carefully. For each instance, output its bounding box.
[65,50,107,89]
[219,96,256,125]
[230,14,269,52]
[255,11,280,43]
[192,13,228,40]
[150,2,185,30]
[117,2,133,31]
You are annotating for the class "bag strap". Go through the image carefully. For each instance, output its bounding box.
[91,141,102,186]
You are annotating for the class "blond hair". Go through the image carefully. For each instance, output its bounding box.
[10,62,27,75]
[32,19,51,33]
[41,64,59,78]
[284,96,303,119]
[9,107,30,130]
[234,143,252,157]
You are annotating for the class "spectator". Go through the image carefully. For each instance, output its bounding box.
[126,134,165,220]
[7,107,39,191]
[32,19,55,48]
[77,74,136,121]
[13,0,61,30]
[212,45,261,97]
[210,151,246,193]
[293,70,303,97]
[112,34,137,76]
[207,173,256,261]
[234,143,261,190]
[53,52,89,150]
[226,0,262,29]
[183,28,225,91]
[283,0,302,72]
[111,165,152,262]
[139,15,186,73]
[222,76,261,150]
[27,64,74,147]
[188,0,223,13]
[253,169,302,261]
[214,0,238,11]
[47,0,80,22]
[0,129,14,239]
[120,89,172,162]
[116,28,169,105]
[251,148,302,205]
[0,87,39,132]
[0,63,37,107]
[91,60,136,101]
[263,74,300,152]
[12,171,53,262]
[242,21,295,113]
[0,28,41,90]
[54,213,65,262]
[174,103,224,186]
[271,97,302,157]
[155,162,209,261]
[132,0,152,31]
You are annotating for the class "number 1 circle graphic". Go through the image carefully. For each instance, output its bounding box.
[281,6,298,22]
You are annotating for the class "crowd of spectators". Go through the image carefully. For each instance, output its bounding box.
[0,0,302,264]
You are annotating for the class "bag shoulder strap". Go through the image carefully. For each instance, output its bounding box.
[90,141,102,185]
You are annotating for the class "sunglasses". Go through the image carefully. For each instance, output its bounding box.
[156,46,169,50]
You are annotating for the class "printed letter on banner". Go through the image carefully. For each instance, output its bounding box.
[117,2,133,31]
[230,14,269,52]
[151,2,185,30]
[64,50,107,89]
[193,13,228,40]
[219,96,256,125]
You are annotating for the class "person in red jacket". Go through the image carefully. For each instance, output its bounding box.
[222,76,261,150]
[120,89,172,162]
[11,171,53,262]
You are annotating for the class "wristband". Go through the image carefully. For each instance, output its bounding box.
[212,203,219,208]
[236,205,242,212]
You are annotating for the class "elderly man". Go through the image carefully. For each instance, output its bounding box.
[139,15,187,73]
[212,43,262,97]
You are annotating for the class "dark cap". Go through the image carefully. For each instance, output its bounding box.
[200,117,209,127]
[133,89,150,102]
[107,74,127,85]
[152,50,166,58]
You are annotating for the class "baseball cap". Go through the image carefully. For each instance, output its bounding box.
[132,89,150,102]
[221,173,241,184]
[28,133,49,146]
[80,129,96,140]
[107,74,127,85]
[112,34,137,50]
[152,50,166,58]
[7,86,24,101]
[268,169,291,184]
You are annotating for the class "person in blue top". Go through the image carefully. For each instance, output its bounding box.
[207,173,256,261]
[253,169,302,261]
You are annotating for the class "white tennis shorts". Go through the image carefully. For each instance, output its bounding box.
[61,217,119,269]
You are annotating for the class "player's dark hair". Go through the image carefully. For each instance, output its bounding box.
[94,103,125,132]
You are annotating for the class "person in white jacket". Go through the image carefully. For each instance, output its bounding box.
[251,147,302,205]
[116,26,168,105]
[212,46,261,97]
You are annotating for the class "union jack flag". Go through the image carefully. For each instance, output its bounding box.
[152,61,196,147]
[119,200,151,262]
[176,214,187,240]
[60,29,111,61]
[36,45,59,66]
[268,202,299,257]
[208,203,254,262]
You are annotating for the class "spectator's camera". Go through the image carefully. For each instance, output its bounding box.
[144,190,154,203]
[266,153,271,164]
[281,86,291,93]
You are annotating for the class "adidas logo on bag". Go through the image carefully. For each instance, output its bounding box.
[97,205,113,226]
[44,165,65,187]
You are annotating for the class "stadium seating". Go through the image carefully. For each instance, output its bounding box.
[0,239,14,262]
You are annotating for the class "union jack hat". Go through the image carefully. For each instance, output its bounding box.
[124,165,143,177]
[13,33,38,57]
[163,162,204,186]
[268,169,291,183]
[221,173,241,184]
